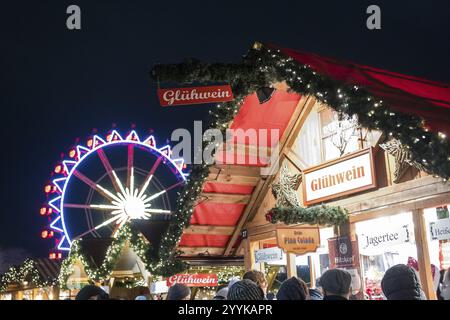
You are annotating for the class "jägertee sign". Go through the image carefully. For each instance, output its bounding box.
[166,274,218,287]
[158,85,234,106]
[430,218,450,241]
[255,247,284,263]
[302,148,376,206]
[276,227,320,255]
[358,224,411,252]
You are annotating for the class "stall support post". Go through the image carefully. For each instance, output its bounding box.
[308,256,315,288]
[286,253,297,278]
[52,286,60,300]
[244,239,261,271]
[413,209,437,300]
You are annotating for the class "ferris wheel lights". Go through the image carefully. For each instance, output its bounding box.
[76,145,90,160]
[39,206,53,216]
[86,137,94,148]
[41,230,54,239]
[62,160,76,175]
[68,148,77,159]
[93,135,106,148]
[52,177,67,193]
[159,145,172,157]
[43,129,187,253]
[54,163,64,174]
[143,135,156,148]
[44,183,56,194]
[57,236,71,251]
[50,216,64,232]
[107,130,123,142]
[48,196,61,213]
[49,252,62,260]
[126,130,140,142]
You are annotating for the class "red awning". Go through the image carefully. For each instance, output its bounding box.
[273,45,450,135]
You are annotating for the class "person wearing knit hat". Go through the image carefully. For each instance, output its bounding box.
[381,264,424,300]
[227,279,265,300]
[213,286,229,300]
[166,283,191,300]
[227,276,240,289]
[320,269,352,300]
[276,277,309,300]
[75,285,109,300]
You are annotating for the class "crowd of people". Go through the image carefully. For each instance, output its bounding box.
[75,264,450,300]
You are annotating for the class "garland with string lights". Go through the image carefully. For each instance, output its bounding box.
[58,223,158,288]
[151,43,450,272]
[265,205,349,226]
[0,259,55,292]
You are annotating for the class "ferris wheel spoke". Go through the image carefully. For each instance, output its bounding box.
[144,208,172,214]
[127,144,134,190]
[64,203,119,211]
[73,170,121,203]
[72,214,122,240]
[137,156,163,198]
[111,170,127,196]
[97,149,123,194]
[142,189,167,203]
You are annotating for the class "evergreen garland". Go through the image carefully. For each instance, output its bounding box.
[150,43,449,273]
[0,259,55,292]
[58,224,157,288]
[265,205,349,226]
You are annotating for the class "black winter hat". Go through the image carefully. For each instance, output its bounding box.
[227,279,265,300]
[381,264,422,300]
[75,285,109,300]
[320,269,352,295]
[167,283,191,300]
[276,277,308,300]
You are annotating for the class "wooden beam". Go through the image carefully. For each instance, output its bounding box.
[210,164,261,176]
[206,174,260,186]
[349,192,450,223]
[226,97,315,256]
[284,149,306,172]
[184,225,235,236]
[286,253,297,278]
[413,209,437,300]
[178,247,224,256]
[245,97,316,224]
[198,193,251,205]
[223,180,265,255]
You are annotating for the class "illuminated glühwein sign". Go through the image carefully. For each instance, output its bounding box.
[302,148,376,206]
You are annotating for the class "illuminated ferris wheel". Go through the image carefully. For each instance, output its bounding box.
[40,129,187,258]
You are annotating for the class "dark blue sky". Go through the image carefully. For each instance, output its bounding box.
[0,0,449,258]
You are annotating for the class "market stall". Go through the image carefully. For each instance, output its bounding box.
[0,258,62,300]
[151,42,450,300]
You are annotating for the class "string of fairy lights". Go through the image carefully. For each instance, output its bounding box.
[0,259,55,292]
[51,43,450,284]
[150,43,448,272]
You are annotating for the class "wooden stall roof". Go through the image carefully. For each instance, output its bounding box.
[177,90,303,258]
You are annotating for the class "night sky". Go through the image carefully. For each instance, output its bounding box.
[1,1,449,258]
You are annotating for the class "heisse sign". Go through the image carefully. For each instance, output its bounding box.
[303,148,376,206]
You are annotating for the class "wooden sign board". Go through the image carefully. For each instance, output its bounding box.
[166,273,218,287]
[276,227,320,255]
[302,148,377,206]
[158,85,234,106]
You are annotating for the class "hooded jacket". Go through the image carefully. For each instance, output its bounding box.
[381,264,424,300]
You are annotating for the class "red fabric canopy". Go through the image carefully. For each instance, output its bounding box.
[273,45,450,135]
